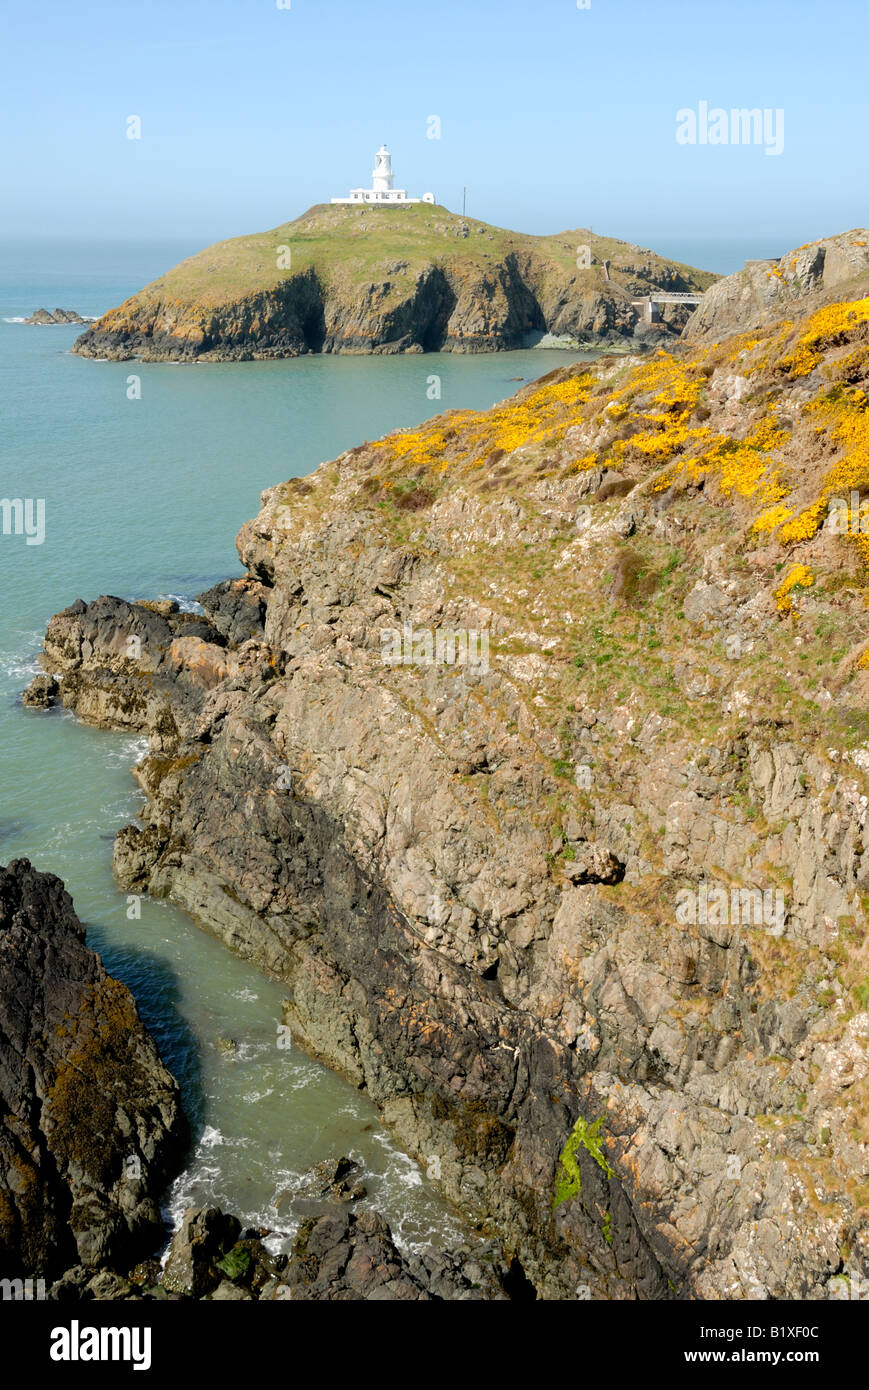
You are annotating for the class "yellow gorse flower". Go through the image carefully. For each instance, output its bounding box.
[775,563,814,614]
[374,373,594,474]
[779,298,869,378]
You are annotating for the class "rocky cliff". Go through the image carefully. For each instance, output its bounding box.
[685,230,869,341]
[72,204,717,361]
[0,859,186,1278]
[31,291,869,1300]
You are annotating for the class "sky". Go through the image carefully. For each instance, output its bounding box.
[2,0,867,264]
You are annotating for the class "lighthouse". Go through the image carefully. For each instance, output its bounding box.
[372,145,395,194]
[331,145,433,207]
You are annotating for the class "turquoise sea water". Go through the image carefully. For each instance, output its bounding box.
[0,239,591,1252]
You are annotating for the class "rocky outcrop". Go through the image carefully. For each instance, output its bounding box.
[29,293,869,1300]
[0,859,186,1278]
[47,1199,511,1301]
[73,203,717,361]
[21,674,59,708]
[280,1206,510,1301]
[684,229,869,340]
[24,308,91,325]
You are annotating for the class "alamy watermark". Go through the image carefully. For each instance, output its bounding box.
[676,102,784,157]
[381,624,490,675]
[675,882,786,935]
[1,1276,46,1301]
[827,493,869,535]
[50,1323,151,1370]
[1,498,45,546]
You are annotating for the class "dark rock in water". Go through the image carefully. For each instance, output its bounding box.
[278,1207,508,1301]
[21,674,59,708]
[303,1154,367,1203]
[197,577,268,646]
[161,1206,242,1297]
[155,1207,287,1302]
[21,592,232,736]
[132,1184,508,1302]
[0,859,186,1278]
[24,308,90,326]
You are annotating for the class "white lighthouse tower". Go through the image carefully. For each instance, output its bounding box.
[372,145,395,194]
[332,145,431,207]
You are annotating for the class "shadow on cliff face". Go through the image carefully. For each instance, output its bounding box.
[297,278,327,353]
[87,926,206,1150]
[500,253,547,344]
[502,1255,538,1300]
[271,269,327,354]
[0,859,188,1278]
[372,265,457,351]
[415,266,458,351]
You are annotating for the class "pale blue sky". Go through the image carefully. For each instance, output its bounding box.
[2,0,867,256]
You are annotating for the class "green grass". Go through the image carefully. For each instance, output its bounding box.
[128,202,719,312]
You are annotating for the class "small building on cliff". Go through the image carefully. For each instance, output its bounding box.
[331,145,433,207]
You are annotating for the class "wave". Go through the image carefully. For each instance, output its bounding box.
[3,316,26,324]
[103,735,149,769]
[0,630,44,683]
[0,652,41,682]
[159,593,204,614]
[198,1125,225,1150]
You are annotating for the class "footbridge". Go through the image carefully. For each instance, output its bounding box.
[632,292,705,323]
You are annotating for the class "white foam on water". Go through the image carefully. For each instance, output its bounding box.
[230,986,259,1002]
[234,1039,272,1062]
[336,1101,366,1119]
[157,593,204,614]
[283,1070,321,1093]
[0,631,44,682]
[161,1148,301,1261]
[0,653,42,681]
[2,316,26,323]
[104,735,148,769]
[361,1128,469,1253]
[199,1125,224,1150]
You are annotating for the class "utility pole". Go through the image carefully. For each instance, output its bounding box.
[463,186,467,217]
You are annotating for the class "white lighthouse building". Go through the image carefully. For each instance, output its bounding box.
[331,145,433,207]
